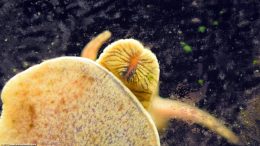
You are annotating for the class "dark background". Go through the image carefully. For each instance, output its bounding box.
[0,0,259,145]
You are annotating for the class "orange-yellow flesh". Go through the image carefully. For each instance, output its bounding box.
[150,96,241,145]
[81,30,111,60]
[123,54,139,80]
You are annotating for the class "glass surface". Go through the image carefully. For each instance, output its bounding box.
[0,0,259,145]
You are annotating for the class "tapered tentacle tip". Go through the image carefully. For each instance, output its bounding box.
[222,131,243,145]
[81,30,112,60]
[151,96,242,145]
[102,30,112,39]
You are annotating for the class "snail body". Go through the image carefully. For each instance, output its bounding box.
[0,30,241,145]
[82,31,241,145]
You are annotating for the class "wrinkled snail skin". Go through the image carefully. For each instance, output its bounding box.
[81,31,241,145]
[97,39,160,109]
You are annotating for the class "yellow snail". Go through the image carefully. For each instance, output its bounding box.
[0,30,241,145]
[81,31,241,145]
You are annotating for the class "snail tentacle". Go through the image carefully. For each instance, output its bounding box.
[81,30,111,60]
[150,96,242,145]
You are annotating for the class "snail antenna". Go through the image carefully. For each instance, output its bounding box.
[81,30,112,60]
[151,96,242,145]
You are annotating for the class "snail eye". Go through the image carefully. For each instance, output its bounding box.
[97,39,159,108]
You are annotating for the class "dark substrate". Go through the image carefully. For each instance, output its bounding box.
[0,0,259,145]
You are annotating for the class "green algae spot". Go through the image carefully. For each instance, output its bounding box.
[198,26,206,33]
[213,21,219,26]
[197,79,204,86]
[253,59,259,65]
[180,41,192,53]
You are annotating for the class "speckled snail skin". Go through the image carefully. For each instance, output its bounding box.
[0,56,159,144]
[82,31,242,145]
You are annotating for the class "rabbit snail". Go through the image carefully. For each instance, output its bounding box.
[81,30,241,145]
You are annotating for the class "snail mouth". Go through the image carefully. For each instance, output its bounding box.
[123,54,139,81]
